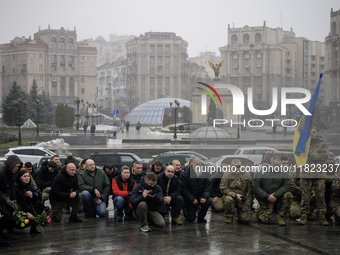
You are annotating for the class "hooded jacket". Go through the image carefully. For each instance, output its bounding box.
[0,155,22,202]
[130,177,163,211]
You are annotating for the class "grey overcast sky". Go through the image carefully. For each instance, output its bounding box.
[0,0,339,57]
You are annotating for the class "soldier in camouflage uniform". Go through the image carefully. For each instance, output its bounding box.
[252,156,291,226]
[289,175,316,219]
[220,159,252,224]
[330,177,340,224]
[299,128,329,226]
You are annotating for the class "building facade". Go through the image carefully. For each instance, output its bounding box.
[325,8,340,124]
[1,26,97,105]
[125,32,190,110]
[97,57,128,116]
[219,22,326,118]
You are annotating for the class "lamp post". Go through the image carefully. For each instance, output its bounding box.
[36,100,43,136]
[74,98,81,130]
[14,98,24,145]
[85,101,89,125]
[169,99,180,139]
[91,103,96,124]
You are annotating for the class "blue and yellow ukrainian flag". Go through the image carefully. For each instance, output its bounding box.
[293,73,322,166]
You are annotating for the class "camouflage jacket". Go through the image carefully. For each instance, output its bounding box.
[307,135,329,165]
[219,172,252,203]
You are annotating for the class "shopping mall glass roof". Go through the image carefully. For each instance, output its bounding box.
[124,97,191,124]
[190,126,232,139]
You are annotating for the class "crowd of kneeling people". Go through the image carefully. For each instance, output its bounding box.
[0,129,339,246]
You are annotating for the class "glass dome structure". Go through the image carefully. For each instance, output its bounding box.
[124,97,191,125]
[190,126,232,139]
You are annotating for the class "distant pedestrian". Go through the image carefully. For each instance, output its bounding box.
[90,123,96,136]
[120,122,125,133]
[136,122,141,132]
[125,121,130,132]
[83,122,88,135]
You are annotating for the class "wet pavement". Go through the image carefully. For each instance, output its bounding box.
[2,200,340,255]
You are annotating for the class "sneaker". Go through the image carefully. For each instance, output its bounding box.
[69,215,83,223]
[298,214,307,225]
[319,218,329,226]
[277,216,286,226]
[197,218,207,223]
[225,217,233,224]
[172,218,183,225]
[140,224,151,232]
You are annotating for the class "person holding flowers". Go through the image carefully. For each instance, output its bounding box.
[11,169,44,234]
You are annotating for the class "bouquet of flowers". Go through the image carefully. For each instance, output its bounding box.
[35,212,51,227]
[12,208,30,229]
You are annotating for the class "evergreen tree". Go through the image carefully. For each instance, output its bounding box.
[181,106,191,123]
[1,82,29,126]
[207,98,216,126]
[40,91,55,125]
[29,79,39,121]
[55,103,75,128]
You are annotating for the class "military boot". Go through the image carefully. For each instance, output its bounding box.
[225,217,233,224]
[319,218,329,226]
[298,214,307,225]
[277,215,286,226]
[172,218,183,225]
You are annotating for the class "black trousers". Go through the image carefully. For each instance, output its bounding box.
[183,198,212,222]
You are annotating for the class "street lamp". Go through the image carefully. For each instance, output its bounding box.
[91,103,96,124]
[14,98,25,145]
[169,99,180,139]
[36,100,44,136]
[74,98,81,130]
[84,101,89,125]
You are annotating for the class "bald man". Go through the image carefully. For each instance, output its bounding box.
[78,159,110,218]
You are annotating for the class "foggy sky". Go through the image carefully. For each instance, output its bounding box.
[0,0,339,57]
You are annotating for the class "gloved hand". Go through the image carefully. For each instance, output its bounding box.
[6,200,18,209]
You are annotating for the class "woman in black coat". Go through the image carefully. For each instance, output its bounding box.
[11,169,44,234]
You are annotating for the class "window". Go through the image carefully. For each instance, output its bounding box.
[231,34,238,47]
[80,56,84,63]
[243,34,250,46]
[165,77,170,85]
[157,77,162,85]
[81,67,84,73]
[165,89,170,96]
[255,33,262,46]
[150,77,155,85]
[244,59,250,67]
[52,76,57,81]
[150,89,154,95]
[59,38,65,49]
[60,55,65,62]
[157,56,162,65]
[233,59,238,66]
[68,38,73,50]
[39,65,43,71]
[257,58,262,66]
[81,88,85,94]
[51,37,56,49]
[150,45,155,53]
[52,84,57,96]
[51,55,56,63]
[39,76,43,82]
[157,45,163,53]
[165,45,170,53]
[39,54,43,60]
[13,54,15,60]
[157,66,162,74]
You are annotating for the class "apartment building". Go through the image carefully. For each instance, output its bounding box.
[219,22,325,117]
[1,26,97,105]
[125,32,189,110]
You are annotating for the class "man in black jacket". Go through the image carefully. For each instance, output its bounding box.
[180,157,212,223]
[131,172,165,232]
[49,163,82,223]
[131,161,146,184]
[157,165,183,225]
[36,161,58,202]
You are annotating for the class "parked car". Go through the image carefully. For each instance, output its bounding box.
[148,153,215,171]
[234,146,278,164]
[4,146,56,165]
[162,151,210,161]
[90,152,147,171]
[261,151,296,166]
[212,155,260,171]
[0,157,7,166]
[37,154,83,170]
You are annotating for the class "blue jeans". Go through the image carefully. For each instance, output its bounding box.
[113,196,135,218]
[81,190,107,217]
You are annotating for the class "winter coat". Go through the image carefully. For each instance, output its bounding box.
[0,155,22,202]
[78,168,111,201]
[112,175,136,201]
[130,177,163,211]
[157,172,181,199]
[35,161,59,191]
[49,167,80,203]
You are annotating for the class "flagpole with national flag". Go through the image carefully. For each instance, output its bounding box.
[293,73,323,167]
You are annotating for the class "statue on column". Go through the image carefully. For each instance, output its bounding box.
[208,60,224,80]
